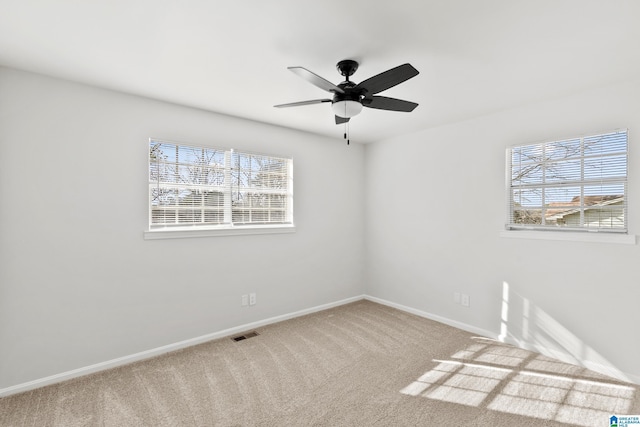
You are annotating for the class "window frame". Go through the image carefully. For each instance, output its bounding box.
[144,138,294,239]
[504,129,629,237]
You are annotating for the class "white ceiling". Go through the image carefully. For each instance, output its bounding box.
[1,0,640,144]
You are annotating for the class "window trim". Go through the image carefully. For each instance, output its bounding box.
[146,138,294,238]
[499,229,636,245]
[504,129,629,235]
[143,224,296,240]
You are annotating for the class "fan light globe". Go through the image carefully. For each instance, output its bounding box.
[332,100,363,118]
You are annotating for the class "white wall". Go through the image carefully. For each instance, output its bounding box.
[365,77,640,383]
[0,67,365,389]
[3,64,639,392]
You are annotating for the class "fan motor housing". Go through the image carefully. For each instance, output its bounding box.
[333,81,361,103]
[332,93,362,104]
[332,81,364,118]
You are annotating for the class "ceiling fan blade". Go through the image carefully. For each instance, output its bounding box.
[354,63,419,95]
[335,115,350,125]
[288,67,345,94]
[363,96,418,112]
[274,99,332,108]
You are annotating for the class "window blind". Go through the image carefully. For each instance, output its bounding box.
[149,140,293,229]
[506,130,627,232]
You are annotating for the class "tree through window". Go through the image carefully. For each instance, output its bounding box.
[506,130,627,232]
[149,140,293,229]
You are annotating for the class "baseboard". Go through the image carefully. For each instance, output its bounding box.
[363,295,498,339]
[3,293,637,397]
[500,335,640,385]
[0,295,365,398]
[363,295,640,385]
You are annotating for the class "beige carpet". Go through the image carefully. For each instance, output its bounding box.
[1,300,638,426]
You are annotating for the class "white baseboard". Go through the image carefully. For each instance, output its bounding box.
[3,293,637,397]
[363,295,498,340]
[0,295,364,398]
[363,295,640,386]
[499,335,640,385]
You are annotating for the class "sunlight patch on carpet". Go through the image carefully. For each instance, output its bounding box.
[400,339,636,427]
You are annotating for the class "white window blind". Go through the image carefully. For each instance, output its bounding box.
[149,140,293,230]
[506,130,627,233]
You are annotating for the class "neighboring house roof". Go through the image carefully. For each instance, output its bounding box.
[546,195,623,221]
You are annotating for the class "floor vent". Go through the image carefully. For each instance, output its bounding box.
[232,331,259,342]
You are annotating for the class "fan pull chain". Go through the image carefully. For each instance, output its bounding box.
[345,102,350,145]
[342,101,349,145]
[344,122,350,145]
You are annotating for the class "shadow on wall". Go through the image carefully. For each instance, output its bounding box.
[498,281,629,383]
[400,336,636,427]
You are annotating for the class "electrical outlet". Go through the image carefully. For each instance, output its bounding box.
[461,294,470,307]
[241,294,248,306]
[249,293,256,306]
[454,292,461,304]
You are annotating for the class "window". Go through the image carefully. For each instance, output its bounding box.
[506,130,627,233]
[148,139,293,232]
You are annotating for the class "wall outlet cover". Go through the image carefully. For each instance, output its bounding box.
[461,294,470,307]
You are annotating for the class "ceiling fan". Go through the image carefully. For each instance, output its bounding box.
[274,59,419,125]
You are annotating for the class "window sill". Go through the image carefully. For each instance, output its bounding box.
[144,224,296,240]
[499,230,636,245]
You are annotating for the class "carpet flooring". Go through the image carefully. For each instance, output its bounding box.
[1,300,638,426]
